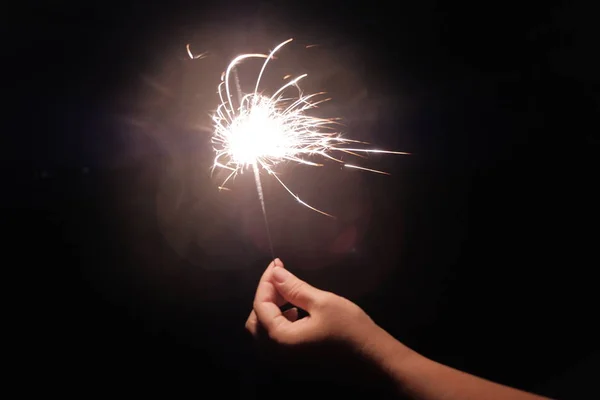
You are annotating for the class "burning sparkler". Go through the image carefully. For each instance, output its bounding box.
[208,38,409,220]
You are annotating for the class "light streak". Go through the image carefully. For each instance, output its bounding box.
[186,43,207,60]
[210,39,409,217]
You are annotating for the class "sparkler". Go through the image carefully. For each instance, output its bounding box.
[199,39,408,255]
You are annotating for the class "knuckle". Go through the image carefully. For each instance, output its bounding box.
[266,319,295,345]
[269,328,295,346]
[287,280,306,301]
[314,291,335,308]
[348,302,365,319]
[267,326,284,344]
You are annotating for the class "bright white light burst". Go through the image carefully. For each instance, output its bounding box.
[211,38,408,217]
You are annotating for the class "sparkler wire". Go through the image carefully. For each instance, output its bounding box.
[233,67,276,259]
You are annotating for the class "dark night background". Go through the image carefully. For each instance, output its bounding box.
[6,0,598,398]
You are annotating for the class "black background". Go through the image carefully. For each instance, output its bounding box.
[6,0,599,398]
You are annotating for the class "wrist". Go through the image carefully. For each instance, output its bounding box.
[359,324,418,377]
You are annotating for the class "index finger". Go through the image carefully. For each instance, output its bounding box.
[254,258,286,307]
[253,258,293,336]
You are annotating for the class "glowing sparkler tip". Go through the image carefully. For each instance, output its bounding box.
[210,39,408,217]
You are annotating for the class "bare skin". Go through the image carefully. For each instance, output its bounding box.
[246,259,550,400]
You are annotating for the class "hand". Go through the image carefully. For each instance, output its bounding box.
[245,258,379,351]
[245,260,551,400]
[245,258,401,392]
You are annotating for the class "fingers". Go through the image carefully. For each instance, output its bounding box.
[254,259,309,343]
[251,259,325,344]
[245,307,298,338]
[247,259,283,337]
[253,288,293,341]
[282,307,299,322]
[255,258,286,307]
[271,267,325,311]
[245,310,259,336]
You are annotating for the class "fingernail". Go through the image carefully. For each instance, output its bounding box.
[274,258,283,267]
[272,267,289,283]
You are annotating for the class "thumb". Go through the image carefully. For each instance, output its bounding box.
[272,267,325,311]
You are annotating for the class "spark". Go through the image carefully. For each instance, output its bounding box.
[211,38,409,217]
[186,43,207,60]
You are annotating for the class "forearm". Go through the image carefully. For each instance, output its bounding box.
[363,326,549,400]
